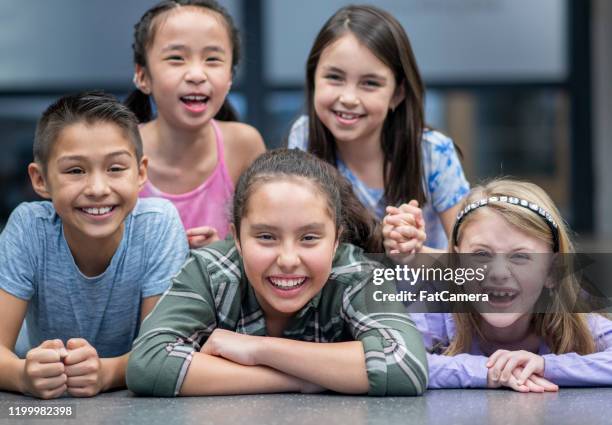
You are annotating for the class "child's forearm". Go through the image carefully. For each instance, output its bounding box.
[100,353,129,392]
[426,352,488,388]
[543,350,612,386]
[179,352,304,396]
[254,338,369,394]
[0,346,26,393]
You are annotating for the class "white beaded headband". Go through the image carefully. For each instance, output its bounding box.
[451,196,560,252]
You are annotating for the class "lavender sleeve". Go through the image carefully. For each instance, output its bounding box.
[426,352,489,388]
[411,313,489,388]
[543,314,612,386]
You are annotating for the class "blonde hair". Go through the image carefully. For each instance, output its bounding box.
[445,178,596,356]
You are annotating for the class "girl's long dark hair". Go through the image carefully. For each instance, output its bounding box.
[125,0,240,123]
[305,4,426,207]
[233,149,383,253]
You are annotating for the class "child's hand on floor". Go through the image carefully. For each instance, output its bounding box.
[487,365,557,392]
[486,349,557,393]
[383,200,426,261]
[201,329,261,366]
[187,226,220,249]
[514,367,558,392]
[63,338,103,397]
[22,339,68,399]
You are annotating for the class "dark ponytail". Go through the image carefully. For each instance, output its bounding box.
[125,89,153,123]
[336,173,383,253]
[214,99,239,122]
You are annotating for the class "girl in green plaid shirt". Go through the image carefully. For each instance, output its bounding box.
[127,149,428,396]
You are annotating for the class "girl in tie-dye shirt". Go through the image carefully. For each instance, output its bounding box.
[288,4,469,252]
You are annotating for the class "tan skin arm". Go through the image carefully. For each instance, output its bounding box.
[197,330,369,395]
[254,339,369,394]
[221,122,266,185]
[179,352,308,396]
[0,289,29,393]
[0,291,162,395]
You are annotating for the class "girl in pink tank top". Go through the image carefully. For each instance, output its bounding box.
[126,1,265,248]
[139,120,234,238]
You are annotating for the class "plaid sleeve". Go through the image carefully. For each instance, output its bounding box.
[341,271,429,396]
[126,253,217,396]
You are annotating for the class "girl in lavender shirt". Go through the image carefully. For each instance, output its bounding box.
[395,179,612,391]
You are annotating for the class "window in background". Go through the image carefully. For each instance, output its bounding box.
[0,0,589,233]
[0,97,61,226]
[431,89,571,218]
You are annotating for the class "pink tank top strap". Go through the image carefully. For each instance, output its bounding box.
[211,119,233,191]
[211,119,228,174]
[139,119,234,237]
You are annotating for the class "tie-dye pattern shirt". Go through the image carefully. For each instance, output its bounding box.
[288,116,469,250]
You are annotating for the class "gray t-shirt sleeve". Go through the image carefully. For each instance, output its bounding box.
[0,204,37,300]
[141,201,189,298]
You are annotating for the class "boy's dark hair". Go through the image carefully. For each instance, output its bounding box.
[233,148,383,253]
[125,0,240,123]
[304,4,427,207]
[34,91,143,171]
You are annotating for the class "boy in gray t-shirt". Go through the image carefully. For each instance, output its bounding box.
[0,92,188,399]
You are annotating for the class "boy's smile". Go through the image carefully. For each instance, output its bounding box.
[29,122,147,269]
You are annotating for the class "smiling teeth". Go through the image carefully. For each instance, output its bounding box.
[269,277,306,288]
[490,291,514,297]
[83,206,113,215]
[182,95,208,101]
[336,112,360,119]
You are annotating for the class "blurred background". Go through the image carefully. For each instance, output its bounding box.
[0,0,610,250]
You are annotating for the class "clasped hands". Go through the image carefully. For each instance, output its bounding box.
[383,200,427,261]
[22,338,104,399]
[486,349,558,393]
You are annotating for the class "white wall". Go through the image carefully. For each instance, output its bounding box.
[0,0,241,89]
[265,0,567,84]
